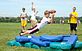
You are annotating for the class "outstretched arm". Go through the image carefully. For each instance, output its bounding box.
[32,2,35,10]
[19,30,29,36]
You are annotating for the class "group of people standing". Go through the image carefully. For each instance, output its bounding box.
[19,2,79,36]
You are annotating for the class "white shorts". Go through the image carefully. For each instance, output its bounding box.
[31,18,37,22]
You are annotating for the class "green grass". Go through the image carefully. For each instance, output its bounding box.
[0,23,82,51]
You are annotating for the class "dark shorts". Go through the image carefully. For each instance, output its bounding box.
[29,28,39,34]
[70,23,77,31]
[27,25,39,34]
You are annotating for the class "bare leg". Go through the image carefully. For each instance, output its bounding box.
[31,20,37,28]
[70,30,73,34]
[74,26,77,35]
[22,26,25,30]
[24,26,27,30]
[75,31,77,34]
[20,27,39,36]
[20,30,29,36]
[31,20,34,28]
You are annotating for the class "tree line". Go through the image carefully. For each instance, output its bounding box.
[0,16,82,24]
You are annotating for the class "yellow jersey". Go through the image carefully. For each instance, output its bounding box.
[20,12,27,27]
[70,12,78,23]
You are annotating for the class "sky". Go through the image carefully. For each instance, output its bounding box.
[0,0,82,17]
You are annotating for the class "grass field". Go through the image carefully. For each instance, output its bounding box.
[0,23,82,51]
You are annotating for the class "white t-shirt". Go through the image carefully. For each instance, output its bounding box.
[20,12,27,20]
[37,17,48,29]
[31,11,37,21]
[27,17,48,34]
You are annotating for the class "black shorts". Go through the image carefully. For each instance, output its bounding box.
[29,28,39,34]
[70,23,77,31]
